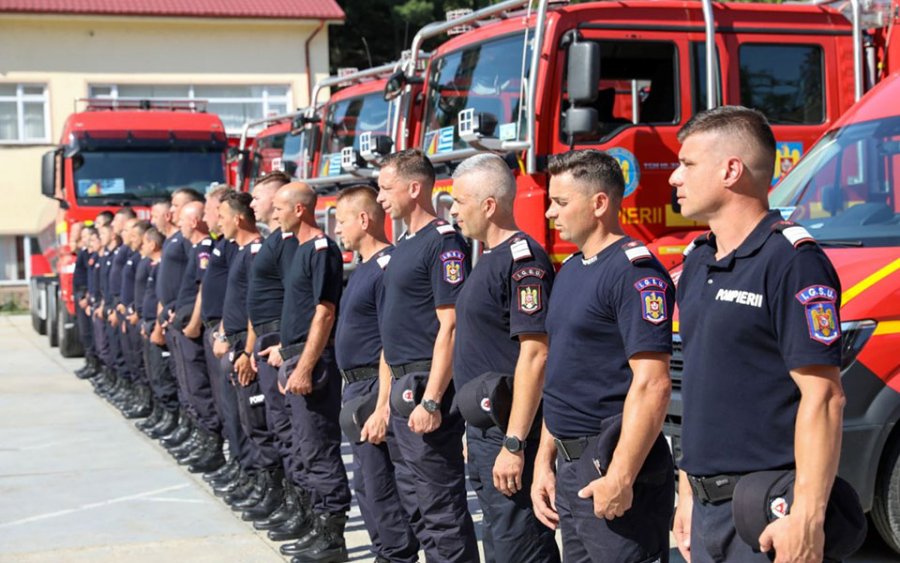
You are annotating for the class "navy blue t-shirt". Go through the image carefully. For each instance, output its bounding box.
[98,248,115,303]
[222,237,263,336]
[175,237,212,310]
[74,248,89,294]
[543,238,674,439]
[678,211,842,476]
[280,234,343,346]
[453,234,554,388]
[381,220,471,365]
[87,251,99,301]
[201,238,236,322]
[336,247,393,371]
[134,256,151,317]
[248,228,297,326]
[157,232,190,312]
[119,249,139,310]
[108,245,129,302]
[142,260,160,323]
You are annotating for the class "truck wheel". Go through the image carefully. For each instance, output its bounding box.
[872,436,900,555]
[47,285,59,348]
[58,300,83,358]
[31,279,47,335]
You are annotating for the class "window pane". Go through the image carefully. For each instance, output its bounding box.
[691,42,721,116]
[0,101,19,140]
[739,44,824,124]
[22,85,44,96]
[267,102,288,116]
[267,86,289,98]
[195,85,256,99]
[207,101,263,132]
[90,85,114,97]
[119,84,189,98]
[0,84,16,96]
[23,102,46,139]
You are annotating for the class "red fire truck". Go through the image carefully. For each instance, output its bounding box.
[380,0,897,266]
[665,70,900,553]
[30,99,229,356]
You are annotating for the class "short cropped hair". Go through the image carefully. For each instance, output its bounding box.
[256,170,292,190]
[133,220,152,236]
[172,187,205,203]
[220,190,256,223]
[548,149,625,202]
[207,184,233,201]
[95,211,114,226]
[115,207,137,220]
[452,153,516,213]
[381,149,436,187]
[678,105,776,179]
[337,185,384,222]
[144,227,165,249]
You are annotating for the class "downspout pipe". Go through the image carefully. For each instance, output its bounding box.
[304,20,327,103]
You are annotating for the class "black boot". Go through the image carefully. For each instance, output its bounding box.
[160,414,193,448]
[231,469,269,509]
[205,458,239,483]
[213,467,249,497]
[124,386,152,419]
[267,488,314,542]
[188,437,226,474]
[287,512,348,562]
[146,409,178,438]
[224,471,258,504]
[110,378,133,407]
[136,402,163,430]
[241,468,285,521]
[171,428,205,459]
[254,481,297,530]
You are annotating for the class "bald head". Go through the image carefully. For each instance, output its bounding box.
[179,201,207,239]
[274,182,317,232]
[280,182,317,209]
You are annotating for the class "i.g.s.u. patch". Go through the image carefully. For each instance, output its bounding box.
[518,284,542,315]
[634,276,668,324]
[198,252,210,270]
[795,285,840,344]
[440,250,465,285]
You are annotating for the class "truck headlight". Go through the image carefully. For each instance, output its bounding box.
[840,320,876,372]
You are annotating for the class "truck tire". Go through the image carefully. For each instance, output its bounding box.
[57,299,83,358]
[47,285,59,348]
[31,278,47,335]
[872,435,900,555]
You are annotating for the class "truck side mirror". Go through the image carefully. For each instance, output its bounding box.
[564,107,598,137]
[567,42,600,104]
[41,150,56,199]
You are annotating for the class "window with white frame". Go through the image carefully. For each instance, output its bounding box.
[0,84,50,143]
[89,84,291,134]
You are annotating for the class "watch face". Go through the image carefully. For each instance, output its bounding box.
[504,436,522,452]
[423,399,439,413]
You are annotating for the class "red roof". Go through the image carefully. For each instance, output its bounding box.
[0,0,344,20]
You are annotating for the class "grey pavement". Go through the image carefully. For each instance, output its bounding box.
[1,313,897,563]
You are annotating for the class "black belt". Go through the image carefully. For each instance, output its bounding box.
[340,365,379,384]
[225,331,247,347]
[280,342,305,361]
[554,436,591,462]
[203,319,220,330]
[389,360,432,379]
[253,319,281,336]
[687,473,743,503]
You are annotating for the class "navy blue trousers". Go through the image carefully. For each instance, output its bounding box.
[253,330,298,483]
[466,426,561,563]
[142,331,179,412]
[202,328,251,466]
[344,378,419,562]
[389,381,479,563]
[174,328,220,435]
[284,347,350,514]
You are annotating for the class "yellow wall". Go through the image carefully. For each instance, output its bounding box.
[0,13,334,235]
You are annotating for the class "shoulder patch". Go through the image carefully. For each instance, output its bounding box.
[635,277,668,325]
[773,221,815,248]
[512,266,547,281]
[795,285,840,344]
[436,223,456,236]
[198,252,210,270]
[250,243,262,254]
[126,260,133,266]
[201,239,212,246]
[623,241,652,263]
[213,248,221,256]
[376,254,391,269]
[314,237,328,251]
[510,238,533,262]
[683,233,710,257]
[440,250,465,285]
[517,284,542,315]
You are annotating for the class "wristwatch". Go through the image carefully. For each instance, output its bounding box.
[421,399,440,414]
[503,435,525,453]
[214,331,227,343]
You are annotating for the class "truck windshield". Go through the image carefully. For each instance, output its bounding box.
[283,129,312,180]
[769,115,900,247]
[422,32,530,155]
[318,92,390,177]
[73,149,225,204]
[250,131,287,183]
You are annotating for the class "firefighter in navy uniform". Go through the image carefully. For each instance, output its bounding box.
[263,182,350,563]
[670,107,846,563]
[328,186,419,563]
[117,219,152,419]
[215,191,286,524]
[449,154,561,563]
[532,150,675,562]
[74,223,98,379]
[376,149,479,562]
